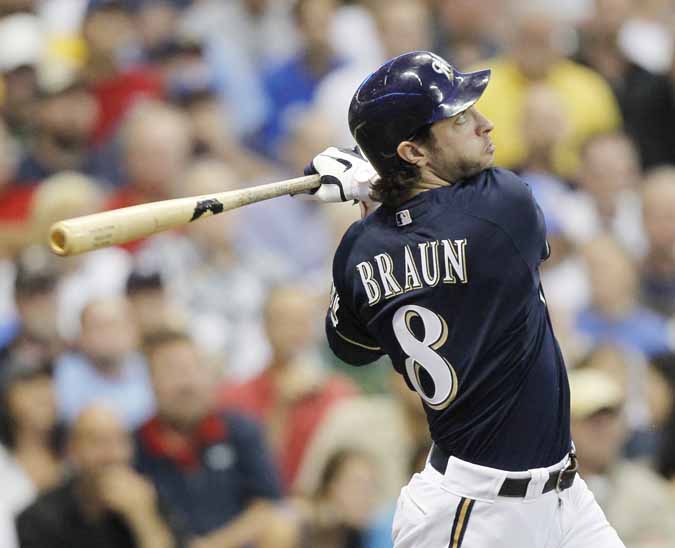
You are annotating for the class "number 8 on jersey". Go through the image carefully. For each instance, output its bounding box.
[393,305,458,410]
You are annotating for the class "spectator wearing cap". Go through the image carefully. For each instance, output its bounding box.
[640,168,675,319]
[136,329,298,547]
[17,405,186,548]
[54,296,155,429]
[1,253,64,366]
[0,356,64,518]
[570,367,675,545]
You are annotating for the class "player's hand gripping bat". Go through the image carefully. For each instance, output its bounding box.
[48,174,320,257]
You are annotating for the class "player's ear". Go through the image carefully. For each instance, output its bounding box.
[397,140,428,167]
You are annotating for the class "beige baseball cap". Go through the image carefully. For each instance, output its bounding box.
[569,368,624,420]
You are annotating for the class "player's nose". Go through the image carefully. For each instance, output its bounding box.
[474,109,494,135]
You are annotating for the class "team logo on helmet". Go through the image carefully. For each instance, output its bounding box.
[431,56,454,82]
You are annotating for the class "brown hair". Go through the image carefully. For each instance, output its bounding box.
[369,125,434,208]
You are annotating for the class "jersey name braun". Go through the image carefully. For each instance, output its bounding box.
[355,238,469,305]
[326,168,571,471]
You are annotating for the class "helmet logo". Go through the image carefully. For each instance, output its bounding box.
[431,58,454,82]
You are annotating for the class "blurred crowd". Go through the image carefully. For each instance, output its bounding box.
[0,0,674,547]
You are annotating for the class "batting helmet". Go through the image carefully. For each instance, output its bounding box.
[348,51,491,177]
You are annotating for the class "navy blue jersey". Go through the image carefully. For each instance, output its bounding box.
[326,168,571,471]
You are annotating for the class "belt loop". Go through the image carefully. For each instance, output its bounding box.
[524,468,548,500]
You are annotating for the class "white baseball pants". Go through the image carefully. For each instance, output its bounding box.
[392,451,625,548]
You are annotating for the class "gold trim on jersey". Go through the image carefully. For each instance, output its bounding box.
[335,329,382,351]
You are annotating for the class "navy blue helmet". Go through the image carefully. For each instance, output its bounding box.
[348,51,491,177]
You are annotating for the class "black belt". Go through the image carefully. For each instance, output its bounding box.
[429,445,577,497]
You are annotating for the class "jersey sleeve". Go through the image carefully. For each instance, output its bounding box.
[325,229,384,366]
[484,169,550,272]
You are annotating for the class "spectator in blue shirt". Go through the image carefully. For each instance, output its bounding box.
[254,0,344,159]
[54,297,155,430]
[577,235,673,358]
[135,328,299,548]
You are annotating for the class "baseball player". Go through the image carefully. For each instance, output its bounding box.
[305,51,625,547]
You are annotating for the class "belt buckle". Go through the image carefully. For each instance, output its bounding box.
[556,453,578,493]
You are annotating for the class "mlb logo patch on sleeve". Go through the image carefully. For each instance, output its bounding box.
[396,209,412,227]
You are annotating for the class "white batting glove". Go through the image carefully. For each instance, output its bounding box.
[304,147,380,204]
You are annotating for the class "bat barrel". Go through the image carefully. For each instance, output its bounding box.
[49,225,69,256]
[47,174,321,257]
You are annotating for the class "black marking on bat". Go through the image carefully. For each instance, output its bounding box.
[190,198,225,221]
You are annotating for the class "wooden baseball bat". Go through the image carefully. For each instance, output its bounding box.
[48,174,320,257]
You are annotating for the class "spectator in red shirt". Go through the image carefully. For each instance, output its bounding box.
[219,284,359,490]
[81,0,164,145]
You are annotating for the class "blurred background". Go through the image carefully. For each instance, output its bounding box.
[0,0,674,546]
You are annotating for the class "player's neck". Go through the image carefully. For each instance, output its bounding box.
[408,172,454,198]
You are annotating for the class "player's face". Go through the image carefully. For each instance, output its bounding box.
[424,106,495,182]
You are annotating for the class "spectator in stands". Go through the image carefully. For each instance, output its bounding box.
[107,100,192,251]
[0,13,42,143]
[1,252,64,365]
[295,370,429,504]
[640,168,675,318]
[179,0,298,139]
[560,132,644,254]
[137,159,271,378]
[0,356,64,517]
[137,329,298,548]
[294,448,378,548]
[432,0,500,70]
[655,353,675,491]
[473,4,621,178]
[576,0,675,168]
[81,0,163,146]
[14,81,99,185]
[577,236,673,358]
[54,296,155,429]
[28,172,132,340]
[17,405,184,548]
[134,0,181,57]
[254,0,344,158]
[220,284,359,489]
[125,270,186,339]
[570,367,675,545]
[163,44,273,180]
